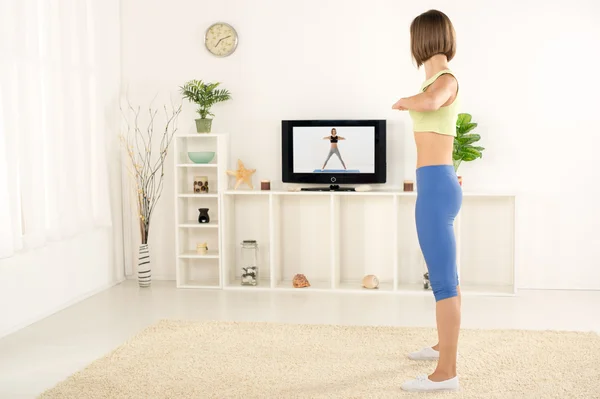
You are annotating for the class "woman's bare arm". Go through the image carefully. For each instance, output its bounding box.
[392,74,457,112]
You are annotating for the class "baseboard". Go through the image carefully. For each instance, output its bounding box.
[0,277,126,339]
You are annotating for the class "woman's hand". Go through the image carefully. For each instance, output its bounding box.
[392,98,408,111]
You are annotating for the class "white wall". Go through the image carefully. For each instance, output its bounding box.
[0,0,123,337]
[0,229,120,337]
[121,0,600,289]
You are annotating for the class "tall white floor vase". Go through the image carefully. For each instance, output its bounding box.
[138,244,151,288]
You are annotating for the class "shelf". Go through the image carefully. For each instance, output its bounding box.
[178,193,219,198]
[176,163,218,168]
[176,134,225,138]
[276,191,397,197]
[221,280,332,291]
[223,190,515,198]
[276,195,331,288]
[178,221,219,228]
[338,195,395,287]
[174,131,515,296]
[461,192,516,198]
[179,283,221,289]
[275,280,332,291]
[337,281,395,292]
[221,191,514,296]
[395,283,432,294]
[223,190,270,196]
[394,283,515,296]
[221,194,271,286]
[458,284,515,296]
[177,257,220,287]
[178,251,219,259]
[174,133,228,289]
[224,279,271,289]
[219,281,514,295]
[219,281,513,295]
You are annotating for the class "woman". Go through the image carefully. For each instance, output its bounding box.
[321,128,347,170]
[392,9,462,393]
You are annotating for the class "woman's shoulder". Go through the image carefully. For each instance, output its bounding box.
[421,69,458,91]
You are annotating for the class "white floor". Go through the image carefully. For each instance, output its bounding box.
[1,280,599,399]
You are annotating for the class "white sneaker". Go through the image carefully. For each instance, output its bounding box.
[408,346,439,360]
[401,374,459,392]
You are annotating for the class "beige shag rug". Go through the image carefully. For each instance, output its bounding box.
[40,320,600,399]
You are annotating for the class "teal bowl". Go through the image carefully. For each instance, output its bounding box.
[188,152,215,164]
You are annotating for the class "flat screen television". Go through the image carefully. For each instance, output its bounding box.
[281,119,386,190]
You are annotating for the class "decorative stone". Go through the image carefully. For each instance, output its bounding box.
[292,274,310,288]
[242,266,258,286]
[362,274,379,289]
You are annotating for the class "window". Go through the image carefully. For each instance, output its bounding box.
[0,0,111,259]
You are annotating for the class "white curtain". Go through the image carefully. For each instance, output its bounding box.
[0,0,112,259]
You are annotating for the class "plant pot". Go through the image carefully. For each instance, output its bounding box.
[457,176,463,186]
[195,118,212,133]
[138,243,151,288]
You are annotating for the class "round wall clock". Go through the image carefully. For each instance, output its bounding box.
[204,22,238,57]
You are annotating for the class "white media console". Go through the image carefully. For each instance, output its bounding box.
[220,190,516,296]
[174,134,516,296]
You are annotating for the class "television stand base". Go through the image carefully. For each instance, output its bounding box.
[301,185,355,192]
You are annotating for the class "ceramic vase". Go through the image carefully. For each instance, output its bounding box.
[198,208,210,224]
[138,244,151,288]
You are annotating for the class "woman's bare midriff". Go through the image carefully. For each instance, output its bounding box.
[414,131,454,168]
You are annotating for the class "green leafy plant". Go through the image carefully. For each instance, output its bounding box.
[180,80,231,119]
[453,113,484,172]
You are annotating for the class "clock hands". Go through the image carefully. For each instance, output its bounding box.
[214,35,232,48]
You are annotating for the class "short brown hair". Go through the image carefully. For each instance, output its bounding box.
[410,10,456,67]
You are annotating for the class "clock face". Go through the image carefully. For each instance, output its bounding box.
[204,23,238,57]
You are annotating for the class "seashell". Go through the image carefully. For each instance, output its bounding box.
[362,274,379,289]
[292,274,311,288]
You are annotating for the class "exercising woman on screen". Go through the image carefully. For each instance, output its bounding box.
[321,128,347,170]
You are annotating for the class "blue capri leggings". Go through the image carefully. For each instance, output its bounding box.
[416,165,463,302]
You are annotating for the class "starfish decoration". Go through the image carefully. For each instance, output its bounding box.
[226,159,256,190]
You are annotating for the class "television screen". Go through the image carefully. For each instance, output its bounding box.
[292,126,375,174]
[281,120,386,186]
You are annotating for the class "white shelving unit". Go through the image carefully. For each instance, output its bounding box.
[221,189,516,296]
[171,133,516,296]
[174,133,228,289]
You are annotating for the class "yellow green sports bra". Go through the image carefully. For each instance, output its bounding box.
[409,69,459,137]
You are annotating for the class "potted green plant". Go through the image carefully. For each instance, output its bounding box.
[180,80,231,133]
[453,113,484,185]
